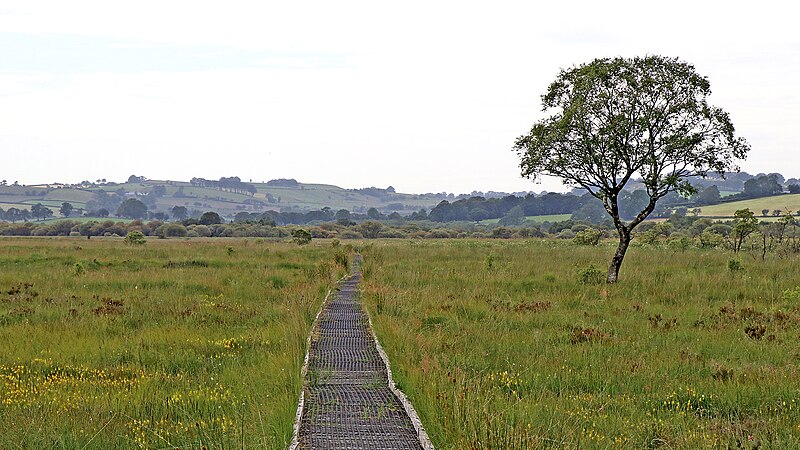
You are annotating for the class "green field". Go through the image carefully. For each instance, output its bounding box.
[360,240,800,449]
[699,194,800,217]
[0,237,347,448]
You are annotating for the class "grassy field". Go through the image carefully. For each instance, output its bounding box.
[6,236,799,448]
[699,194,800,217]
[0,237,348,448]
[361,240,800,449]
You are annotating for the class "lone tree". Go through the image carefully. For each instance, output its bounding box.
[171,205,188,221]
[116,198,148,219]
[60,202,74,217]
[514,56,749,283]
[199,211,223,225]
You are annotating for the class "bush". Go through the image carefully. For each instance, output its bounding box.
[573,228,602,246]
[428,229,452,239]
[123,231,146,245]
[667,234,691,252]
[491,227,514,239]
[557,229,576,240]
[339,230,364,239]
[189,225,212,237]
[578,265,605,285]
[292,228,312,245]
[727,258,743,272]
[636,229,659,246]
[699,229,723,248]
[154,223,188,238]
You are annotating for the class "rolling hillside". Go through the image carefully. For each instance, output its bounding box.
[0,179,450,218]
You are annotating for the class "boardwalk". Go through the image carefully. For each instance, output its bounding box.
[291,256,431,449]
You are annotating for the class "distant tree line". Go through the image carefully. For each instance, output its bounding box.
[265,178,300,187]
[189,176,257,195]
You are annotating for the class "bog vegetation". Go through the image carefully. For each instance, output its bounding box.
[0,238,347,448]
[2,231,800,448]
[361,240,800,448]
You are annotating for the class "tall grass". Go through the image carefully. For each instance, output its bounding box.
[0,237,345,448]
[361,239,800,449]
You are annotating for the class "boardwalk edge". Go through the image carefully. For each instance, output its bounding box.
[366,305,436,450]
[288,287,334,450]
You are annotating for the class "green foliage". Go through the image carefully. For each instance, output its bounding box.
[731,208,759,252]
[292,228,312,245]
[199,211,223,225]
[699,229,724,248]
[667,235,691,252]
[116,198,148,219]
[573,228,602,246]
[727,258,743,272]
[781,286,800,302]
[578,264,604,285]
[59,202,74,217]
[171,205,188,220]
[123,230,146,245]
[636,229,659,246]
[514,55,749,282]
[30,203,54,221]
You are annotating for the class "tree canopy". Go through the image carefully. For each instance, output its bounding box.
[116,198,148,219]
[514,55,749,282]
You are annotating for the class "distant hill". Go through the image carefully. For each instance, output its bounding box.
[0,178,457,219]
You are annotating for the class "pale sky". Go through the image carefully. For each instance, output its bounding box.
[1,1,797,194]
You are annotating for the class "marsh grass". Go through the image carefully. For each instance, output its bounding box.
[361,239,800,449]
[0,237,345,448]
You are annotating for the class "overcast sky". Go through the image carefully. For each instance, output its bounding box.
[1,1,797,194]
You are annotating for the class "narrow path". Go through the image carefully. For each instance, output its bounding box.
[291,255,431,449]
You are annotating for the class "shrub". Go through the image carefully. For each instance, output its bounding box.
[292,228,312,245]
[727,258,743,272]
[637,229,659,246]
[123,231,146,245]
[189,225,212,237]
[557,229,576,240]
[578,264,605,285]
[428,229,452,239]
[573,228,602,246]
[154,223,188,238]
[667,235,691,252]
[699,229,723,248]
[339,230,364,239]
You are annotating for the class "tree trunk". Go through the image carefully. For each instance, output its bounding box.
[607,231,631,283]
